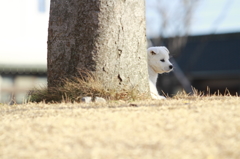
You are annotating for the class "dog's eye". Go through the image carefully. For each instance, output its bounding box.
[160,59,165,62]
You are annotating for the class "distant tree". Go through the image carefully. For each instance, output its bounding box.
[47,0,150,96]
[148,0,199,54]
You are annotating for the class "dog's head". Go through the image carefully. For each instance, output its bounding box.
[147,46,173,74]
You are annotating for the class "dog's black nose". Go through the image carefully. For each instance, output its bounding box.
[169,65,173,69]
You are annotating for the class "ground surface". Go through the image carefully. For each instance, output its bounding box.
[1,96,240,159]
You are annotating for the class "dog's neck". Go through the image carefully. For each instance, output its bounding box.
[148,66,158,85]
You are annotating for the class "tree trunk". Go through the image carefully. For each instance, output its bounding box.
[47,0,149,94]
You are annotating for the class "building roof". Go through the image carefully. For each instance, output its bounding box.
[0,64,47,75]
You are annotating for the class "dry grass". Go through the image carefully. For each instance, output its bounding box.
[1,95,240,159]
[29,71,149,103]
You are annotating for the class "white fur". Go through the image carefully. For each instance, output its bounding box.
[147,46,173,99]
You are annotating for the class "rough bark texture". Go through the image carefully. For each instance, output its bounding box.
[48,0,149,93]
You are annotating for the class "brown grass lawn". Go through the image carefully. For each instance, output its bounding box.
[1,96,240,159]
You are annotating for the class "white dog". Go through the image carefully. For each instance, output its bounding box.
[147,46,173,99]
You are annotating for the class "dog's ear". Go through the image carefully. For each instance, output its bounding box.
[150,50,156,55]
[161,46,170,54]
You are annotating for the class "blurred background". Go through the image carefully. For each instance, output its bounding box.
[0,0,239,104]
[146,0,240,97]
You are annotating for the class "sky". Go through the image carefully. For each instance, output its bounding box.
[146,0,240,37]
[0,0,50,65]
[0,0,240,65]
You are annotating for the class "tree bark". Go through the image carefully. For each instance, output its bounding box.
[47,0,149,94]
